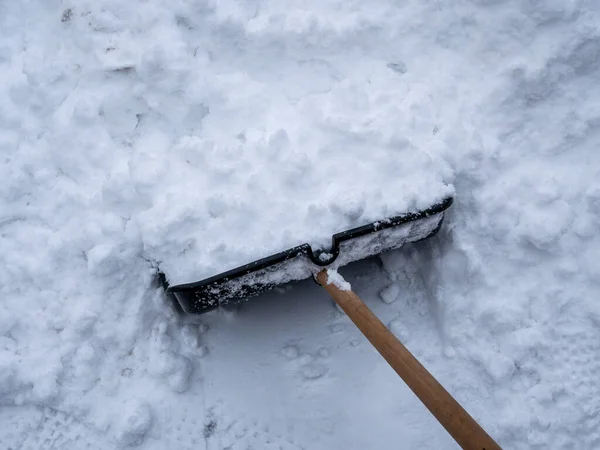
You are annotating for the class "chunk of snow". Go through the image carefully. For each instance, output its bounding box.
[326,269,351,291]
[114,400,153,447]
[380,283,400,304]
[280,345,299,360]
[389,319,410,343]
[301,365,328,380]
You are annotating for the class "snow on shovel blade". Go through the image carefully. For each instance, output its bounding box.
[163,197,453,314]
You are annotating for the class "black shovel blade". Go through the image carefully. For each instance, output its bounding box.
[163,197,453,314]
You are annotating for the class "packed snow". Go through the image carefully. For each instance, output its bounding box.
[2,0,600,449]
[325,269,351,291]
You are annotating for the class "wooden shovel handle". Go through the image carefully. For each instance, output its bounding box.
[316,270,501,450]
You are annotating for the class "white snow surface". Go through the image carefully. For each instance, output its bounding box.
[2,0,600,449]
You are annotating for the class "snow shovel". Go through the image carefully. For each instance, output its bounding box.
[162,196,501,450]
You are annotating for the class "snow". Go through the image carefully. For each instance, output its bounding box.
[2,0,600,449]
[380,283,401,304]
[325,269,352,291]
[114,400,153,447]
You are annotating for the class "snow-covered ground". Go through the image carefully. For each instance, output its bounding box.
[2,0,600,448]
